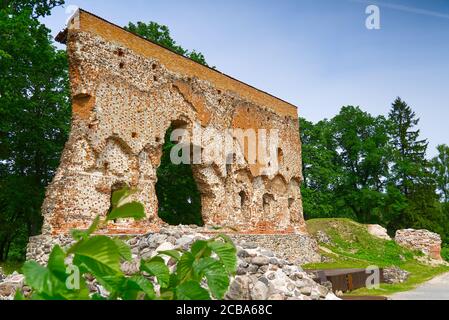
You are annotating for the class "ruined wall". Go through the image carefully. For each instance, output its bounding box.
[41,10,305,236]
[395,229,443,261]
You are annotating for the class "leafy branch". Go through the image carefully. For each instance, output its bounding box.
[17,188,237,300]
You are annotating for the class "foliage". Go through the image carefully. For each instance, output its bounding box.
[1,0,64,18]
[0,261,23,275]
[388,97,429,197]
[432,144,449,203]
[125,21,210,66]
[17,188,237,300]
[300,117,341,219]
[156,127,203,226]
[331,106,390,223]
[301,107,392,224]
[441,245,449,263]
[305,218,449,297]
[300,98,449,243]
[0,6,70,261]
[386,98,444,237]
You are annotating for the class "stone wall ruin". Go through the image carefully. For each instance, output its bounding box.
[40,9,306,237]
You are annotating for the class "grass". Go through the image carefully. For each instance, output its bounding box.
[0,261,23,275]
[303,218,449,297]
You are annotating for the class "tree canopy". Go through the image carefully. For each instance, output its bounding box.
[0,3,69,261]
[125,21,209,67]
[1,0,64,18]
[301,98,449,241]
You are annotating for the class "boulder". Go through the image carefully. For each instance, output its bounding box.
[367,224,391,241]
[0,273,25,300]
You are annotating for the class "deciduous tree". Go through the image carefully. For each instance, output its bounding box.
[0,6,69,261]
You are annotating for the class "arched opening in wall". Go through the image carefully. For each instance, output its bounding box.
[277,148,284,168]
[263,193,274,218]
[239,191,247,208]
[155,123,204,226]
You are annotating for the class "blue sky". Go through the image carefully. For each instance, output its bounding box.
[41,0,449,157]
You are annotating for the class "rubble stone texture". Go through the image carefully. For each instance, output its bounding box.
[383,266,410,284]
[395,229,443,260]
[40,10,306,237]
[19,226,336,300]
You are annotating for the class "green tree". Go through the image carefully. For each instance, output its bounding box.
[331,106,390,223]
[432,144,449,203]
[155,127,203,226]
[0,5,69,261]
[388,97,429,196]
[300,117,341,219]
[125,21,209,66]
[1,0,64,18]
[386,98,443,236]
[301,108,391,223]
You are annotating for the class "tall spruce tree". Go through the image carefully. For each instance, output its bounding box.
[388,97,429,196]
[387,98,444,235]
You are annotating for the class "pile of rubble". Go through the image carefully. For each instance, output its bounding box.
[0,272,25,300]
[1,226,339,300]
[383,266,410,284]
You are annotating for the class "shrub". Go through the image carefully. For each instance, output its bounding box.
[16,187,237,300]
[441,245,449,263]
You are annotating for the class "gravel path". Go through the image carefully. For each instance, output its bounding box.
[389,272,449,300]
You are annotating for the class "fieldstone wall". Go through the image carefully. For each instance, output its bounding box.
[41,9,306,236]
[19,226,330,301]
[395,229,442,260]
[27,226,321,267]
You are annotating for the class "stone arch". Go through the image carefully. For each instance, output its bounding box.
[41,11,305,235]
[270,174,288,194]
[96,136,135,177]
[262,193,275,220]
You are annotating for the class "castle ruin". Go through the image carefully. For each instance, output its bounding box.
[40,10,307,239]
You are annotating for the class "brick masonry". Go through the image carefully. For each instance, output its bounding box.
[39,10,307,237]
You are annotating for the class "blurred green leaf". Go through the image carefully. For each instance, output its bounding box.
[175,281,211,300]
[113,238,132,261]
[140,256,170,288]
[208,240,237,274]
[108,202,145,221]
